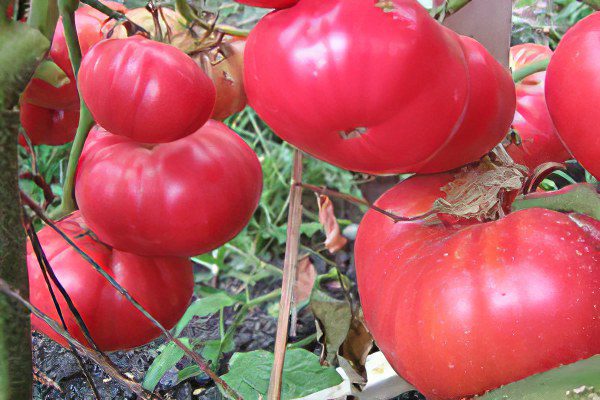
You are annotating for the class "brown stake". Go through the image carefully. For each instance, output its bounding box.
[267,149,304,400]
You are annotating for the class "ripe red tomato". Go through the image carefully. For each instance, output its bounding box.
[507,44,570,170]
[19,101,79,146]
[355,174,600,399]
[245,0,512,174]
[28,212,194,351]
[204,39,247,120]
[22,13,104,110]
[546,12,600,179]
[235,0,298,8]
[78,36,216,143]
[75,120,263,257]
[417,33,515,173]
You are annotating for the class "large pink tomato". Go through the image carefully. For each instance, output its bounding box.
[507,44,570,170]
[546,12,600,179]
[75,120,263,257]
[417,33,515,173]
[19,101,79,146]
[28,212,194,351]
[22,13,104,110]
[78,36,216,143]
[245,0,472,174]
[235,0,298,8]
[355,174,600,399]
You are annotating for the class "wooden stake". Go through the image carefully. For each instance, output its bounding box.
[267,149,304,400]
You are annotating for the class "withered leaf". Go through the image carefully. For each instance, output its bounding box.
[317,194,348,254]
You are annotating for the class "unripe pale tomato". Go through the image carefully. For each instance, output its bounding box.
[75,120,263,257]
[245,0,512,174]
[22,13,104,110]
[355,174,600,399]
[235,0,298,8]
[199,39,247,120]
[546,12,600,179]
[19,101,79,146]
[78,36,216,143]
[28,212,194,351]
[507,44,570,170]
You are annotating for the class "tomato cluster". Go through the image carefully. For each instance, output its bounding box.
[25,4,262,351]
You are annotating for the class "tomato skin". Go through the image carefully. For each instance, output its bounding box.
[507,44,570,170]
[206,40,247,120]
[19,101,79,146]
[22,13,104,110]
[28,212,194,351]
[355,174,600,399]
[235,0,298,8]
[417,34,516,173]
[245,0,473,174]
[75,120,263,257]
[78,36,216,143]
[546,12,600,179]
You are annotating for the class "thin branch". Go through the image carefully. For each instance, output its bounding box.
[20,192,241,399]
[295,182,433,223]
[578,0,600,10]
[0,278,161,400]
[267,150,304,400]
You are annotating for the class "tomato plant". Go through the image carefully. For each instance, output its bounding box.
[21,12,104,110]
[235,0,298,8]
[78,36,216,143]
[507,44,570,170]
[244,0,513,174]
[19,101,79,146]
[75,120,263,257]
[355,173,600,399]
[28,212,194,351]
[546,12,600,179]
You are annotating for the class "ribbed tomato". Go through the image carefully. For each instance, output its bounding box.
[21,12,104,110]
[355,174,600,399]
[75,120,263,257]
[417,33,515,173]
[19,101,79,146]
[245,0,513,174]
[235,0,298,8]
[78,36,216,143]
[507,44,570,170]
[546,12,600,178]
[28,212,194,351]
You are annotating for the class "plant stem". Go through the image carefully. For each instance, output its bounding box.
[512,58,550,83]
[287,333,317,349]
[56,105,94,217]
[267,150,304,400]
[446,0,471,14]
[27,0,59,40]
[0,20,49,400]
[174,0,249,37]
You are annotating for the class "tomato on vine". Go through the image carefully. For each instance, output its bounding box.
[355,173,600,400]
[19,101,79,146]
[28,212,194,351]
[78,36,216,143]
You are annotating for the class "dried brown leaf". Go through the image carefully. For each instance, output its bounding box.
[317,195,348,254]
[294,256,317,305]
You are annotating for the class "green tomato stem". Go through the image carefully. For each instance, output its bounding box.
[175,0,249,37]
[511,183,600,221]
[56,104,94,218]
[578,0,600,10]
[512,58,550,83]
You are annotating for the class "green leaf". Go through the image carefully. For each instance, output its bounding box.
[220,349,343,400]
[176,338,236,384]
[31,59,70,88]
[478,355,600,400]
[173,290,239,337]
[142,338,191,392]
[310,269,353,365]
[0,21,50,109]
